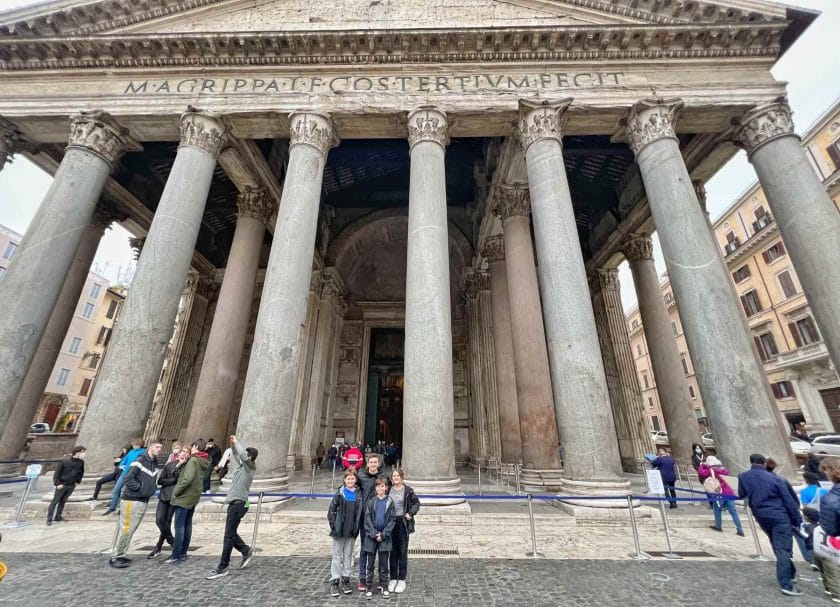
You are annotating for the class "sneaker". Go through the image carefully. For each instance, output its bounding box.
[388,580,397,592]
[736,530,745,537]
[147,548,162,559]
[206,568,229,580]
[117,557,132,563]
[330,580,341,597]
[240,547,253,570]
[811,563,820,571]
[108,559,128,569]
[164,557,182,565]
[341,578,353,595]
[395,581,406,594]
[45,519,52,526]
[381,587,391,599]
[365,590,373,600]
[780,586,803,597]
[54,516,65,522]
[709,526,723,532]
[358,582,366,592]
[100,508,115,516]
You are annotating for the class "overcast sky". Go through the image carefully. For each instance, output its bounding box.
[0,0,838,304]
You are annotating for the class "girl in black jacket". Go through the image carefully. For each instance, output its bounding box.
[387,468,420,594]
[327,469,363,597]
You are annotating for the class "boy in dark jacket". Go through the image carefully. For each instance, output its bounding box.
[167,439,211,564]
[109,439,162,569]
[362,477,396,600]
[356,453,385,590]
[328,469,364,596]
[149,442,184,558]
[47,445,86,525]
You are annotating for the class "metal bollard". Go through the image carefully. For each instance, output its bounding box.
[515,464,521,496]
[310,464,316,499]
[524,494,544,559]
[743,499,770,561]
[478,463,482,497]
[250,491,265,552]
[658,498,682,559]
[3,478,33,528]
[626,495,651,560]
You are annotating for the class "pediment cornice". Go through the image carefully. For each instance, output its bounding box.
[0,22,787,71]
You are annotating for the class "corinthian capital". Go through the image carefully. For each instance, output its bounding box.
[289,112,338,157]
[68,110,134,168]
[731,98,797,157]
[179,108,226,159]
[482,234,505,262]
[493,183,530,221]
[91,203,128,230]
[623,233,654,262]
[0,118,20,170]
[594,268,619,293]
[236,187,276,228]
[407,106,448,150]
[624,98,683,157]
[517,98,572,152]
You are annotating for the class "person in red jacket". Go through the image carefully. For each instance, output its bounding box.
[699,455,744,536]
[342,444,364,471]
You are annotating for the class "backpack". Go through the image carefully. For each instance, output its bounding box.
[703,469,722,494]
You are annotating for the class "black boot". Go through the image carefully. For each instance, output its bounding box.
[330,580,341,597]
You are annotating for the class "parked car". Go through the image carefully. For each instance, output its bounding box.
[701,433,714,448]
[808,435,840,457]
[650,430,669,445]
[29,423,50,434]
[790,436,813,456]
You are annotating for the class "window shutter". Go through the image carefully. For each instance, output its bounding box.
[767,333,779,356]
[777,241,786,255]
[788,322,802,347]
[771,383,782,399]
[779,271,796,298]
[740,295,750,317]
[827,141,840,170]
[762,250,771,264]
[754,206,766,219]
[787,381,796,398]
[754,336,767,361]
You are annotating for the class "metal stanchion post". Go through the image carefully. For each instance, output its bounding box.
[524,494,545,559]
[743,499,770,561]
[3,478,33,528]
[331,461,336,490]
[627,495,651,560]
[658,498,682,559]
[478,463,482,497]
[684,466,699,505]
[515,464,521,496]
[310,464,316,499]
[642,461,650,493]
[250,491,265,552]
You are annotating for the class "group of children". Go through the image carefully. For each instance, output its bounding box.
[329,462,419,600]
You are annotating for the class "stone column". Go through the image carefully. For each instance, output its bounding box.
[518,99,628,501]
[482,235,523,464]
[0,207,124,472]
[478,277,502,462]
[493,184,562,491]
[623,234,700,466]
[733,98,840,382]
[402,107,462,503]
[625,98,794,474]
[465,276,488,466]
[589,268,654,471]
[234,113,337,493]
[185,187,275,443]
[78,109,226,472]
[0,119,20,173]
[0,111,132,439]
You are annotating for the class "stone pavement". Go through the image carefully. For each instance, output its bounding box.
[0,553,831,606]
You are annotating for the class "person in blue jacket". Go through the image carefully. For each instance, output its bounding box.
[101,438,146,515]
[652,449,678,509]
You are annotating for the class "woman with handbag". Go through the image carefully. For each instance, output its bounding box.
[698,456,744,536]
[816,457,840,602]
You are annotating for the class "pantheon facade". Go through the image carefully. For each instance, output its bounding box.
[1,0,838,505]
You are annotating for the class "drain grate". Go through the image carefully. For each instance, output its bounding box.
[407,548,459,556]
[647,550,715,558]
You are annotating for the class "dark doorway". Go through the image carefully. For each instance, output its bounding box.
[364,328,404,450]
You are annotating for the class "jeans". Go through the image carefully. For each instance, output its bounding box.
[794,533,812,563]
[154,499,175,550]
[331,536,356,580]
[365,547,390,589]
[107,473,127,511]
[92,469,119,500]
[358,532,368,582]
[218,500,250,571]
[757,516,797,590]
[664,481,676,507]
[389,519,409,581]
[172,506,195,560]
[712,499,743,533]
[47,485,75,520]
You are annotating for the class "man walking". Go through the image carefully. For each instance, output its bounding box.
[109,439,161,569]
[205,438,222,491]
[206,436,257,579]
[738,453,803,596]
[47,445,86,525]
[316,442,326,469]
[102,438,145,516]
[652,449,678,509]
[356,453,384,591]
[166,439,210,564]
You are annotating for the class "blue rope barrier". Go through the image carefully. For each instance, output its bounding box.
[0,477,27,485]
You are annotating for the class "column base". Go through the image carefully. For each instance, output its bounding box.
[211,474,290,504]
[406,476,465,506]
[521,468,564,492]
[286,455,304,471]
[0,463,22,479]
[554,477,633,515]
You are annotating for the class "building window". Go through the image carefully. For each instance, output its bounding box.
[771,380,796,399]
[90,283,102,298]
[96,326,110,346]
[688,385,696,398]
[740,289,763,317]
[82,302,95,319]
[0,267,5,280]
[680,354,689,375]
[671,320,679,336]
[651,416,660,431]
[732,265,751,283]
[636,344,642,357]
[69,337,82,354]
[754,331,779,362]
[648,397,654,408]
[106,300,119,319]
[2,242,17,260]
[88,353,101,370]
[724,231,740,254]
[642,374,649,389]
[79,378,93,397]
[752,206,773,232]
[762,241,786,264]
[778,270,797,299]
[56,368,71,386]
[789,316,821,347]
[827,139,840,172]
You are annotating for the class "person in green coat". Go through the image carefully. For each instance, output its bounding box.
[166,439,211,564]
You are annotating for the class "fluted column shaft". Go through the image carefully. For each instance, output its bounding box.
[79,109,225,472]
[402,107,462,502]
[733,99,840,380]
[478,284,501,461]
[626,98,794,474]
[185,188,275,443]
[465,288,487,464]
[0,112,132,439]
[518,99,626,496]
[494,185,561,485]
[483,235,523,463]
[235,113,337,490]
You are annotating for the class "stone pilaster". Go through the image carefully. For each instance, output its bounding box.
[482,235,523,464]
[518,99,628,504]
[79,108,225,473]
[625,98,794,474]
[235,112,337,494]
[733,98,840,385]
[185,187,275,444]
[403,107,462,503]
[494,183,562,491]
[0,111,133,440]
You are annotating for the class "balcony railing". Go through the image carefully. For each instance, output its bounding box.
[776,341,829,366]
[751,213,774,233]
[724,239,741,255]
